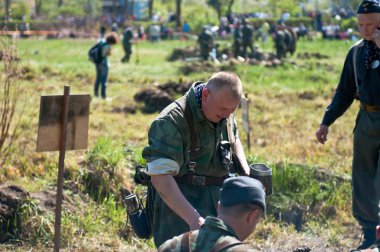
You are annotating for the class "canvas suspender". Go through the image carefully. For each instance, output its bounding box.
[352,39,364,98]
[179,231,244,252]
[175,96,199,171]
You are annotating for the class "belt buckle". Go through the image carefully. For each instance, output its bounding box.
[192,175,206,185]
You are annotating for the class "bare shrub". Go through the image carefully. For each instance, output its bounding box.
[0,37,25,166]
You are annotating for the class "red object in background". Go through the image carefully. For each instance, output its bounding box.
[376,225,380,240]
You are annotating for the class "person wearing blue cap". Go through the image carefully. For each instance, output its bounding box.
[316,0,380,250]
[158,176,265,252]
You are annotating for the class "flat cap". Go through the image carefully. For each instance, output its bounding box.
[357,0,380,14]
[220,176,266,211]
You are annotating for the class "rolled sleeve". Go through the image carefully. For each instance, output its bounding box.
[142,117,185,174]
[146,158,180,176]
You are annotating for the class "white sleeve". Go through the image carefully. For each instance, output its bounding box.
[146,158,180,176]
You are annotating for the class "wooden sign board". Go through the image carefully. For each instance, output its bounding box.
[241,97,250,132]
[36,94,90,152]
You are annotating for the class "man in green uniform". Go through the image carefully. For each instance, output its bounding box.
[142,72,250,247]
[121,26,133,63]
[241,19,254,59]
[198,26,214,60]
[275,25,287,59]
[316,1,380,250]
[158,176,266,252]
[233,21,242,59]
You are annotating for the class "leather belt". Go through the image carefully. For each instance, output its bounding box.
[361,104,380,112]
[174,173,227,186]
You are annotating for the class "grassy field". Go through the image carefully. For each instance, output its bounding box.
[0,36,363,251]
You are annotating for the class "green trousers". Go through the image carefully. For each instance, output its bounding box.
[152,183,220,248]
[352,108,380,229]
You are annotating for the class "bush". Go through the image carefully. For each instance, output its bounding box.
[340,17,358,31]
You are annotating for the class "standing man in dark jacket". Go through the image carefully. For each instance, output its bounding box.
[316,1,380,250]
[198,26,214,60]
[121,26,134,63]
[241,19,254,59]
[233,21,242,58]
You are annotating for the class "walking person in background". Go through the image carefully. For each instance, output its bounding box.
[198,26,214,60]
[121,26,134,63]
[241,19,254,59]
[93,32,119,99]
[316,1,380,250]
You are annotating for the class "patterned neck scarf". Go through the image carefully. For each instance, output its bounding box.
[364,40,380,69]
[194,83,206,108]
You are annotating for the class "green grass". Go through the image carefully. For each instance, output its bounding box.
[0,36,361,250]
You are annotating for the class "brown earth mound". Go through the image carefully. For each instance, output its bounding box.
[0,185,29,242]
[297,52,330,59]
[167,48,199,61]
[134,81,192,114]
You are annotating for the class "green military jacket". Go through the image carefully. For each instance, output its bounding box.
[142,82,238,247]
[158,216,255,252]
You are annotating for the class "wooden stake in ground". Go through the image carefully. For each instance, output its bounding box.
[241,93,251,151]
[36,86,90,252]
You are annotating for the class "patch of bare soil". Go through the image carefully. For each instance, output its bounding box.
[297,52,330,59]
[0,185,29,242]
[167,47,199,61]
[134,81,192,113]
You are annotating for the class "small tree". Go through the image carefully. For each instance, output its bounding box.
[0,37,25,166]
[4,0,11,21]
[207,0,235,20]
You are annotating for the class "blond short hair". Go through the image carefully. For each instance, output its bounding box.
[205,72,242,100]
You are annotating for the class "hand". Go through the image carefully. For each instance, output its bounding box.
[316,125,329,144]
[372,27,380,48]
[188,215,205,230]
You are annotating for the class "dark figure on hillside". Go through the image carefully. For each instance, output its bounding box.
[241,19,254,58]
[142,72,251,248]
[233,21,243,58]
[93,32,119,99]
[316,1,380,250]
[111,22,118,33]
[121,26,134,63]
[198,27,214,60]
[288,28,297,55]
[158,176,266,252]
[275,28,286,59]
[100,25,106,38]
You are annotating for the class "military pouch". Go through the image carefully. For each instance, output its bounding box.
[126,165,154,239]
[124,193,151,239]
[134,165,151,186]
[231,152,246,175]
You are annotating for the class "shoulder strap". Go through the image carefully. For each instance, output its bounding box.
[209,237,244,252]
[175,95,199,171]
[180,231,192,252]
[352,39,363,98]
[226,115,236,153]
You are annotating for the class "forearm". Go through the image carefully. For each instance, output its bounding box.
[151,174,202,228]
[235,138,250,176]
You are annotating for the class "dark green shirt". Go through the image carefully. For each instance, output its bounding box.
[142,82,238,247]
[322,41,380,126]
[158,216,255,252]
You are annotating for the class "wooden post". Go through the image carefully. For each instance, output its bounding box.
[245,93,251,151]
[53,85,70,252]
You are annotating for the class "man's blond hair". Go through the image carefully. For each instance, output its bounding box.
[205,72,242,100]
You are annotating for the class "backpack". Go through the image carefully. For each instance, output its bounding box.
[88,41,106,64]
